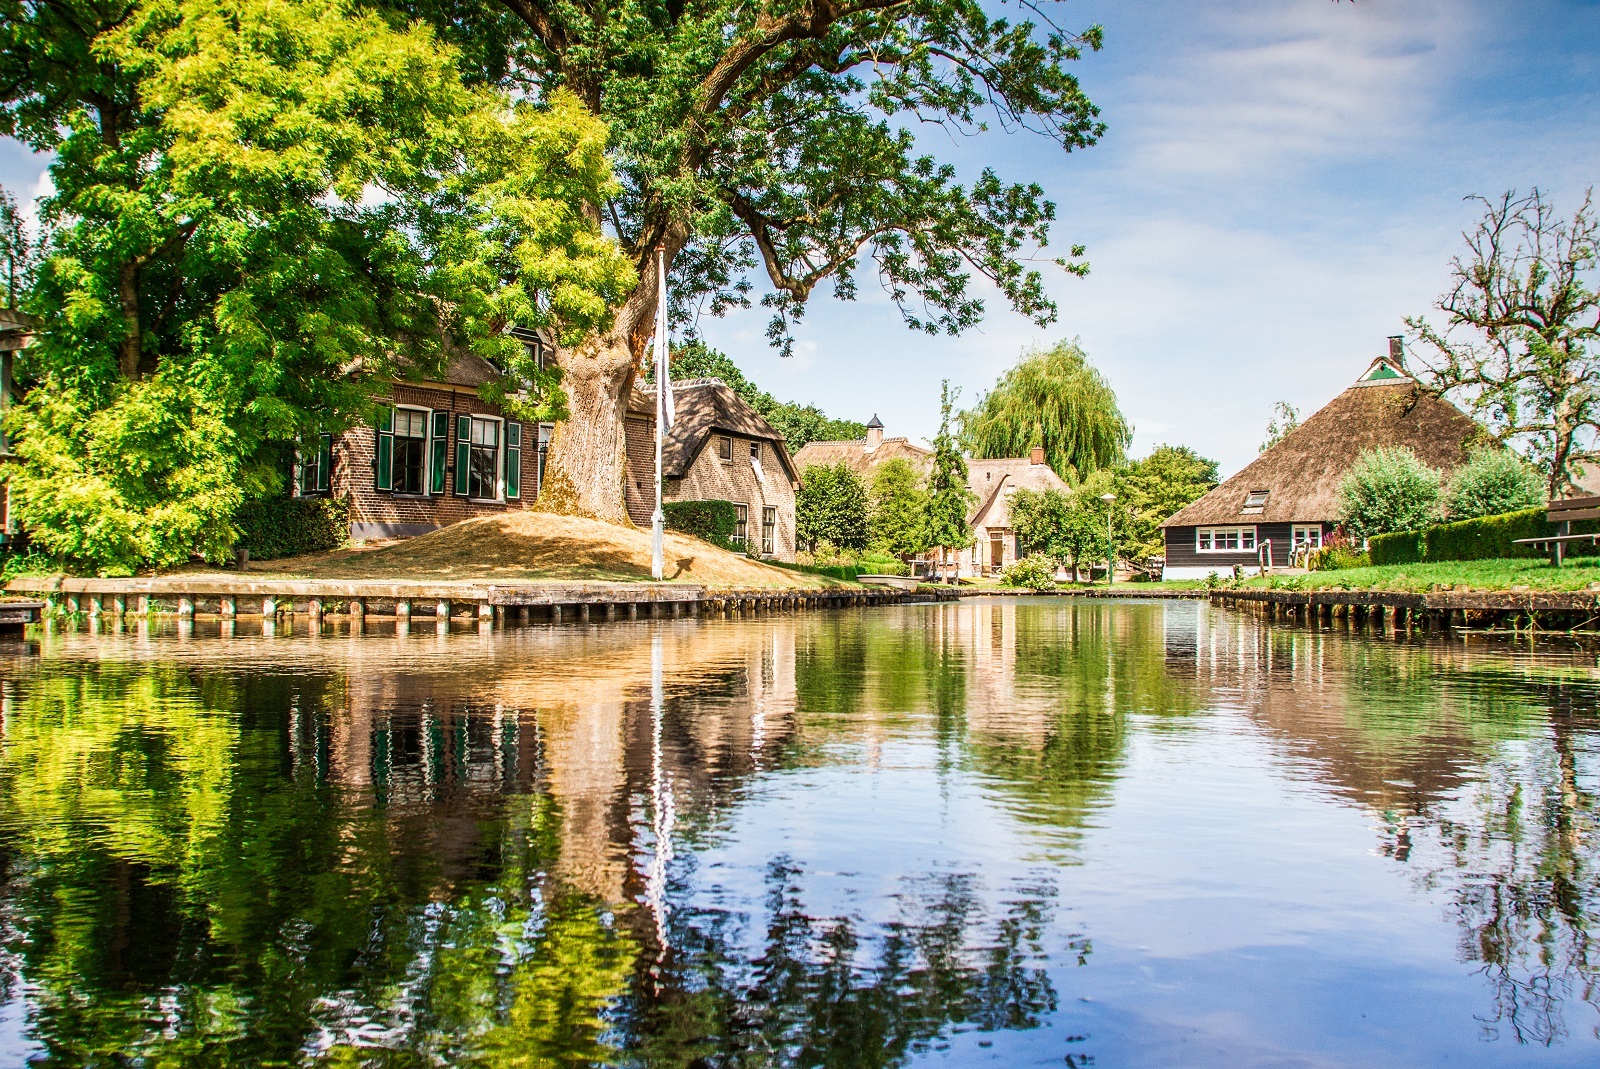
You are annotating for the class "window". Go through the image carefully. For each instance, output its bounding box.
[733,504,749,548]
[762,506,776,555]
[717,435,734,462]
[1243,489,1269,513]
[1292,524,1323,550]
[1196,526,1257,552]
[750,441,761,463]
[391,408,428,494]
[296,433,332,496]
[468,418,500,498]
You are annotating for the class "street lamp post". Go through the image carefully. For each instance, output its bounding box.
[1100,492,1116,588]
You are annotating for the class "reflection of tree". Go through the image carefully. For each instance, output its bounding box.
[1411,679,1600,1046]
[627,858,1083,1068]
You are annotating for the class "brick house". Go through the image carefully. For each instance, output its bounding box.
[295,336,553,540]
[623,379,800,561]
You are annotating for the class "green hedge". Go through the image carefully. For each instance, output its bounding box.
[768,560,866,581]
[1367,506,1599,566]
[235,497,351,560]
[663,500,738,549]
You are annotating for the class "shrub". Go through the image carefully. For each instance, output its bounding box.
[797,463,869,551]
[235,497,350,560]
[1368,529,1423,565]
[1366,506,1599,565]
[1000,555,1058,590]
[856,550,911,576]
[1336,447,1442,539]
[1307,530,1370,571]
[1444,447,1546,519]
[663,500,737,549]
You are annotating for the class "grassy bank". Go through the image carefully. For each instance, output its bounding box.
[1241,557,1600,594]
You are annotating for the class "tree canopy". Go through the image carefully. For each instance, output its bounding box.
[1337,446,1443,539]
[959,340,1130,481]
[0,0,631,570]
[868,458,931,558]
[1117,444,1218,564]
[796,461,869,552]
[650,340,864,449]
[927,381,975,549]
[1407,188,1600,498]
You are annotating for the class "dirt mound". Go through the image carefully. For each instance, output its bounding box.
[256,512,835,589]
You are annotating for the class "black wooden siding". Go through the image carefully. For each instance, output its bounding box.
[1164,522,1331,570]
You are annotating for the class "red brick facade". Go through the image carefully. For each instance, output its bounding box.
[311,381,546,541]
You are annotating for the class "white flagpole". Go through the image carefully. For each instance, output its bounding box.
[651,245,667,581]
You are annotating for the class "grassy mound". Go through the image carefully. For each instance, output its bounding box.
[245,512,837,589]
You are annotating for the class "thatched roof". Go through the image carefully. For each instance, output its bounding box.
[1162,368,1483,528]
[791,436,933,477]
[969,457,1072,528]
[631,378,800,484]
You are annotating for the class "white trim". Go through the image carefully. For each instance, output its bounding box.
[1164,564,1236,581]
[1195,525,1258,552]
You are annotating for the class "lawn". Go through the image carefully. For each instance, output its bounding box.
[1240,557,1600,594]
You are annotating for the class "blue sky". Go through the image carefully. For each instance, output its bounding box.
[5,0,1599,477]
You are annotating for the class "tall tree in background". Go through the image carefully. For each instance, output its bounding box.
[1407,189,1600,498]
[386,0,1107,522]
[0,184,31,308]
[796,462,869,552]
[0,0,631,570]
[926,381,975,553]
[1118,444,1218,566]
[959,340,1129,481]
[1259,401,1299,453]
[868,458,931,559]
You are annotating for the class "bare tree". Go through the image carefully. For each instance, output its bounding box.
[1406,189,1600,498]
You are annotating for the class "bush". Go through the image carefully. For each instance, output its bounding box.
[1337,447,1442,539]
[1000,555,1058,590]
[1307,537,1371,571]
[856,550,910,576]
[798,463,870,551]
[663,499,738,549]
[235,497,350,560]
[1444,447,1546,519]
[1366,506,1598,565]
[1368,529,1423,565]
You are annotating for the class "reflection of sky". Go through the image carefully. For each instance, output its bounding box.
[5,2,1600,476]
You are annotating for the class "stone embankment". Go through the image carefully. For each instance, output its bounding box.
[1209,586,1600,633]
[9,576,957,630]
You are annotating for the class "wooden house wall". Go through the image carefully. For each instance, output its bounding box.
[1164,522,1330,571]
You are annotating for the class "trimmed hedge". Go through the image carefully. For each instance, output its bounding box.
[1367,506,1600,566]
[663,500,738,549]
[235,497,351,560]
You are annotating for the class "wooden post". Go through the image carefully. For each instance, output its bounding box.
[628,603,638,620]
[220,595,236,619]
[350,598,366,632]
[435,599,450,622]
[479,601,494,625]
[577,603,590,622]
[177,596,194,621]
[519,606,530,624]
[113,593,128,616]
[262,596,277,617]
[309,597,323,625]
[396,598,412,621]
[87,594,102,618]
[551,605,562,623]
[66,594,81,615]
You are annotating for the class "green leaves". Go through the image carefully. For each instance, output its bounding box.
[1337,446,1444,540]
[797,462,870,552]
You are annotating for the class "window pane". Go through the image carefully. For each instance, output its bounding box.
[393,436,426,494]
[1198,531,1211,550]
[1242,529,1255,549]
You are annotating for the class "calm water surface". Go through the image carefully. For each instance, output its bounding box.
[0,599,1597,1067]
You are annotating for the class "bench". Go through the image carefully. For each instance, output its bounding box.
[1512,495,1600,566]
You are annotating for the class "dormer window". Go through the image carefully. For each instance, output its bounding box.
[1242,490,1269,514]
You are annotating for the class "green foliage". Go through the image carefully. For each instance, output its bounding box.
[0,548,60,582]
[927,381,975,550]
[663,498,737,548]
[1118,444,1219,564]
[1368,506,1596,566]
[1336,447,1443,540]
[1367,530,1424,566]
[797,463,869,551]
[1307,532,1370,571]
[1444,447,1547,519]
[856,550,911,577]
[0,0,632,571]
[1000,555,1058,590]
[959,340,1130,481]
[235,496,350,560]
[1259,401,1299,453]
[0,183,31,308]
[650,341,864,450]
[1009,486,1097,577]
[868,458,930,558]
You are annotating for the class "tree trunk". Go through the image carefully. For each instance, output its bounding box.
[537,331,638,524]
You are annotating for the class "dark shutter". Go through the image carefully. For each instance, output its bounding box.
[505,421,522,499]
[429,410,449,494]
[455,414,471,495]
[317,433,332,493]
[375,409,394,491]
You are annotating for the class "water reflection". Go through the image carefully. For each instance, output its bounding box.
[0,600,1594,1066]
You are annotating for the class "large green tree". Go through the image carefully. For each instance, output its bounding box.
[0,0,632,570]
[868,457,930,558]
[796,461,869,551]
[926,380,974,552]
[387,0,1106,522]
[959,339,1130,481]
[1118,444,1218,565]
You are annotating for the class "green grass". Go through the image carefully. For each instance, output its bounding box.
[1242,557,1600,594]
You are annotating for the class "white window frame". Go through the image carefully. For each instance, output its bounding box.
[732,503,749,548]
[1291,524,1323,550]
[1195,526,1258,552]
[762,505,776,555]
[466,413,505,501]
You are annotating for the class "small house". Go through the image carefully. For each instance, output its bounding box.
[960,449,1073,577]
[624,379,801,561]
[1159,342,1482,580]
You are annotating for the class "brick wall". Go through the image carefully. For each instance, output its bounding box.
[330,383,542,541]
[624,418,797,561]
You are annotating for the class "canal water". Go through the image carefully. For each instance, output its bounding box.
[0,598,1596,1067]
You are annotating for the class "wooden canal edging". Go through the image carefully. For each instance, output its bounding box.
[5,576,958,630]
[1208,586,1600,634]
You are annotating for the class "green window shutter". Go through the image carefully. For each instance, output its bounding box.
[296,448,312,496]
[505,421,522,499]
[317,433,333,493]
[455,414,471,495]
[429,410,449,494]
[375,409,394,491]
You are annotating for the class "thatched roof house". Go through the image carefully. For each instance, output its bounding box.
[1160,342,1483,579]
[791,414,935,478]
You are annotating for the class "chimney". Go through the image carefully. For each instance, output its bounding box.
[1030,446,1046,466]
[1388,335,1405,367]
[865,414,884,450]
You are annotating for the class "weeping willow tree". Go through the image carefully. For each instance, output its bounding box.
[960,341,1131,481]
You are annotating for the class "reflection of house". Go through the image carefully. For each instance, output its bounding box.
[1160,341,1482,580]
[295,330,555,540]
[623,379,801,561]
[793,419,1070,575]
